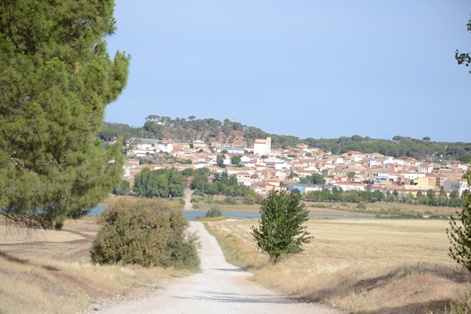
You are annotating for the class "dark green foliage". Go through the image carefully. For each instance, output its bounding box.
[301,174,326,185]
[133,168,185,198]
[113,180,130,196]
[231,155,241,165]
[216,155,225,167]
[182,168,195,177]
[99,122,140,142]
[251,190,313,264]
[90,199,200,269]
[191,171,256,200]
[0,0,129,229]
[447,171,471,273]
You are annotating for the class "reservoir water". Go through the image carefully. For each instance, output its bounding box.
[88,206,374,220]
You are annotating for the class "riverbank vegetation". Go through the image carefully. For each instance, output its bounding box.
[205,218,470,313]
[303,187,465,208]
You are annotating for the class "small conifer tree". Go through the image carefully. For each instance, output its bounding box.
[251,190,312,264]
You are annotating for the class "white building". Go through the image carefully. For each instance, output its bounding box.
[253,137,271,156]
[155,143,173,153]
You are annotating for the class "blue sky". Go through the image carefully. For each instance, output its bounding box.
[105,1,471,142]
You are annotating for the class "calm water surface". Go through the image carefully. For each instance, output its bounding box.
[88,206,374,220]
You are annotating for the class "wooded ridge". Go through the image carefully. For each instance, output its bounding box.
[99,115,471,162]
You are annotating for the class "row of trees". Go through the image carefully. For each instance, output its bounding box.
[303,187,464,208]
[133,168,185,198]
[304,136,471,162]
[189,170,256,198]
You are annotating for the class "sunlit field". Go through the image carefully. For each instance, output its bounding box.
[0,218,193,314]
[205,218,470,313]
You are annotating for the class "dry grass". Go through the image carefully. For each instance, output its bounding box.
[205,218,470,313]
[0,217,193,314]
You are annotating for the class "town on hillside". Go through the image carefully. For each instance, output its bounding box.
[119,136,469,198]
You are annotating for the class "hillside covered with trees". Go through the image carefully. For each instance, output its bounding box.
[100,115,471,162]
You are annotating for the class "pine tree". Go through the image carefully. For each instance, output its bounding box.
[251,190,313,264]
[0,1,130,229]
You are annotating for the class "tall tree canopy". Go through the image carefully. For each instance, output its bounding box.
[0,0,130,229]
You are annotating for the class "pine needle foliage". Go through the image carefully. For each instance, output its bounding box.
[0,0,130,229]
[251,190,313,264]
[447,170,471,273]
[91,199,200,269]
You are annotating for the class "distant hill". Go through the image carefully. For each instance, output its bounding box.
[100,115,471,162]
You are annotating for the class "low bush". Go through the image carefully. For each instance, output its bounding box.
[90,199,200,269]
[356,202,367,210]
[205,206,222,218]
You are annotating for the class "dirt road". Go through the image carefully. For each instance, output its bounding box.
[183,188,193,210]
[93,222,339,314]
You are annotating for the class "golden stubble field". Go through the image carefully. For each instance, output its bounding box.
[205,218,471,313]
[0,218,192,314]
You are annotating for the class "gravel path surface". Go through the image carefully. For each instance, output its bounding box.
[92,222,340,314]
[183,188,193,210]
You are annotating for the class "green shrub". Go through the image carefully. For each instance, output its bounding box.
[205,206,222,218]
[90,199,200,269]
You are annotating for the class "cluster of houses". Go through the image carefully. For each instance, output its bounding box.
[122,137,469,197]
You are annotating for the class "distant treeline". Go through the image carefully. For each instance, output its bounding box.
[303,187,464,208]
[99,116,471,162]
